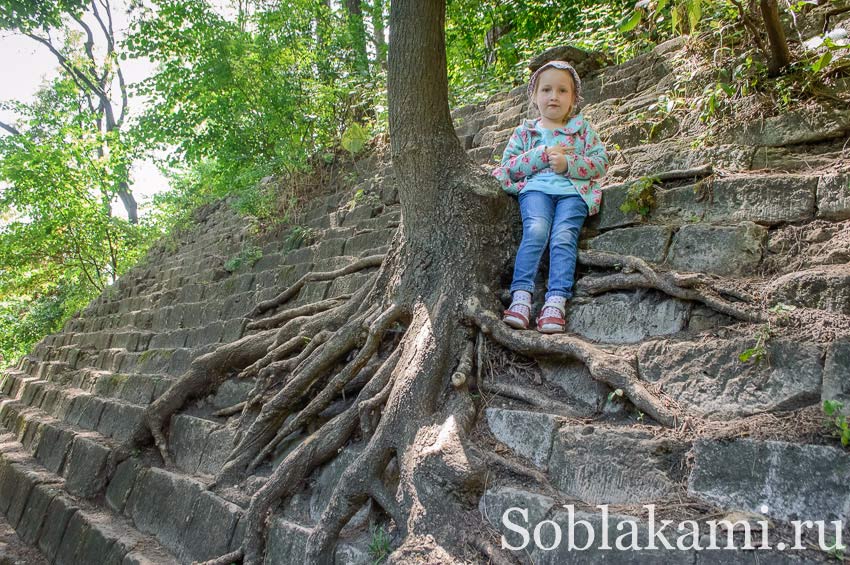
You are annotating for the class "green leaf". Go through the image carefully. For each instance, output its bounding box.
[341,122,369,155]
[739,348,756,362]
[618,10,642,33]
[811,51,832,73]
[687,0,702,32]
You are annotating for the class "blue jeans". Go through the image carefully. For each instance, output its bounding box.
[510,191,588,300]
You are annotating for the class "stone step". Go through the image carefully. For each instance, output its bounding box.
[0,433,181,565]
[0,402,369,564]
[478,485,829,564]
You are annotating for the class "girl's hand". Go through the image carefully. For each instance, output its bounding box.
[546,144,572,174]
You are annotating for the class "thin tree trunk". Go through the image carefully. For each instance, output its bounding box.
[345,0,370,76]
[759,0,791,76]
[370,0,387,70]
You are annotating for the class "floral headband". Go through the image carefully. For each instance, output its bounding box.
[527,60,583,106]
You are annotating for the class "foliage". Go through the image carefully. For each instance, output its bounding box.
[823,400,849,448]
[619,176,658,218]
[367,524,392,564]
[284,225,317,251]
[126,0,387,213]
[224,246,262,272]
[0,76,150,365]
[445,0,635,105]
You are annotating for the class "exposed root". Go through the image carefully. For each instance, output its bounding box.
[358,351,400,438]
[577,250,766,323]
[471,534,522,565]
[212,401,245,418]
[246,304,405,472]
[246,294,350,331]
[479,380,581,417]
[468,443,548,484]
[652,164,713,182]
[115,328,280,469]
[215,316,366,485]
[451,336,475,388]
[235,348,401,565]
[195,549,243,565]
[465,298,682,428]
[248,254,385,318]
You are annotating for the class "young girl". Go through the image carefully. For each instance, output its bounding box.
[493,60,608,333]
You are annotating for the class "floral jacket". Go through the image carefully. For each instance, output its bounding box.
[492,115,609,216]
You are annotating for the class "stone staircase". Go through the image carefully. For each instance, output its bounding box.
[1,36,849,564]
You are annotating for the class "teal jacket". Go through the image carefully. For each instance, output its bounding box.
[492,115,608,215]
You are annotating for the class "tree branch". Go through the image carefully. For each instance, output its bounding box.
[0,120,21,136]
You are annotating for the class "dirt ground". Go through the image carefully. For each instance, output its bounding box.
[0,514,48,565]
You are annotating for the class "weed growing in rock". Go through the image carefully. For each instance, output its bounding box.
[368,524,392,564]
[224,246,263,273]
[284,226,316,251]
[823,400,849,448]
[620,176,659,218]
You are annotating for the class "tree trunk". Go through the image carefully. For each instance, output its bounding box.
[344,0,370,76]
[370,0,387,70]
[759,0,791,76]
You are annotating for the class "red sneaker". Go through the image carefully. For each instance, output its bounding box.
[537,302,566,334]
[503,300,532,330]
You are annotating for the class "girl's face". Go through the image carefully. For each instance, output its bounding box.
[534,68,576,125]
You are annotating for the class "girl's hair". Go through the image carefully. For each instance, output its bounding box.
[527,60,584,115]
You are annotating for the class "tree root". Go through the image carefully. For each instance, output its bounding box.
[234,346,402,565]
[471,533,522,565]
[465,298,681,428]
[479,379,582,417]
[247,254,385,318]
[246,294,351,331]
[468,443,547,484]
[246,304,404,472]
[577,250,766,323]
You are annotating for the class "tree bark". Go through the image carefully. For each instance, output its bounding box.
[759,0,792,76]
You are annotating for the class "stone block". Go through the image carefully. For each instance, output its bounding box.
[730,106,850,146]
[169,414,218,475]
[106,458,143,514]
[54,508,86,565]
[37,495,77,562]
[17,483,58,544]
[64,436,109,498]
[666,222,766,276]
[264,517,309,564]
[485,408,557,469]
[538,359,610,416]
[479,487,556,550]
[127,467,203,556]
[210,378,253,410]
[654,175,817,226]
[638,337,822,419]
[33,425,73,474]
[817,172,850,220]
[689,439,850,522]
[587,224,673,264]
[97,401,145,442]
[823,340,850,415]
[549,425,683,504]
[179,491,242,562]
[623,143,755,179]
[77,520,125,565]
[588,182,642,231]
[567,291,690,344]
[197,426,236,476]
[343,229,395,257]
[767,264,850,315]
